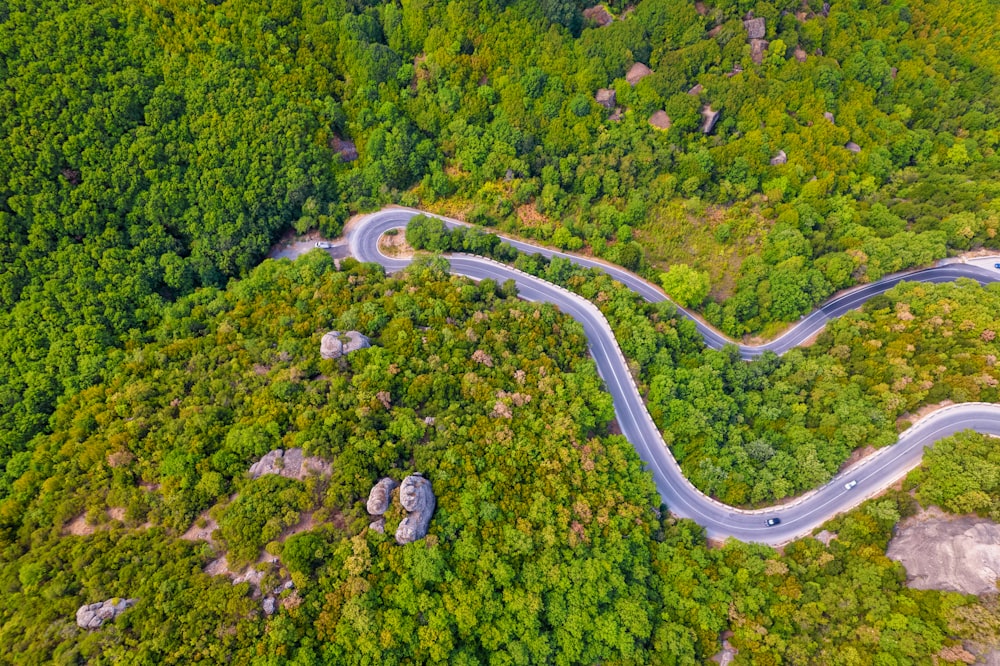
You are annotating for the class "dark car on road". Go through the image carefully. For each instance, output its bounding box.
[766,517,781,527]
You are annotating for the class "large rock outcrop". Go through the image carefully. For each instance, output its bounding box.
[887,514,1000,596]
[320,330,370,360]
[248,448,331,480]
[366,477,399,516]
[76,598,137,630]
[365,474,436,543]
[395,474,436,545]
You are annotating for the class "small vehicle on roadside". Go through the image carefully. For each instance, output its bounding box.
[766,517,781,527]
[315,241,332,249]
[844,479,858,490]
[994,262,1000,269]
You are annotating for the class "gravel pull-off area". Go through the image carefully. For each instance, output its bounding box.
[887,509,1000,596]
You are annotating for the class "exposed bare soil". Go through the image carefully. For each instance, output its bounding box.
[378,231,414,258]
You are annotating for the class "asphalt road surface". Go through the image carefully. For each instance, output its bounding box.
[348,207,1000,544]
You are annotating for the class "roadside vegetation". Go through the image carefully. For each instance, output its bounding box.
[1,252,995,663]
[408,216,1000,505]
[4,0,1000,661]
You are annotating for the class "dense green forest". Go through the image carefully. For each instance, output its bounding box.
[4,0,1000,661]
[4,0,1000,476]
[0,253,995,663]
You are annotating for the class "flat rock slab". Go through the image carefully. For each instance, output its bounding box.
[887,514,1000,595]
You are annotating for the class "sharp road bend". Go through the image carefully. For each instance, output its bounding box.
[346,207,1000,545]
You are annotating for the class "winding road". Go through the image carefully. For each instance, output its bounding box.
[346,207,1000,544]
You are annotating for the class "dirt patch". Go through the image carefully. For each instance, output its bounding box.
[63,507,139,535]
[378,231,414,258]
[181,511,219,546]
[896,400,954,429]
[838,445,876,473]
[887,506,1000,596]
[64,514,96,537]
[273,512,316,544]
[516,203,548,227]
[958,248,1000,260]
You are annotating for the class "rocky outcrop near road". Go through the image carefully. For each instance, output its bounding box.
[248,448,331,480]
[320,330,370,359]
[887,510,1000,595]
[76,598,137,630]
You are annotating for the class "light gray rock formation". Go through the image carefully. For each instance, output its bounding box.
[687,83,703,96]
[263,597,277,615]
[845,141,861,153]
[395,474,436,545]
[369,517,386,534]
[769,150,787,165]
[76,598,137,630]
[248,448,331,480]
[750,38,769,65]
[823,111,835,123]
[366,477,399,516]
[887,515,1000,595]
[320,330,370,360]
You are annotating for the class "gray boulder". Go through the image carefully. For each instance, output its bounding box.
[76,598,137,630]
[263,597,277,616]
[366,477,399,516]
[395,474,436,545]
[320,330,370,360]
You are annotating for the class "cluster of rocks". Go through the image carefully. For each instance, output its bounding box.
[262,580,295,616]
[248,448,331,480]
[320,330,370,360]
[367,474,436,544]
[76,598,137,630]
